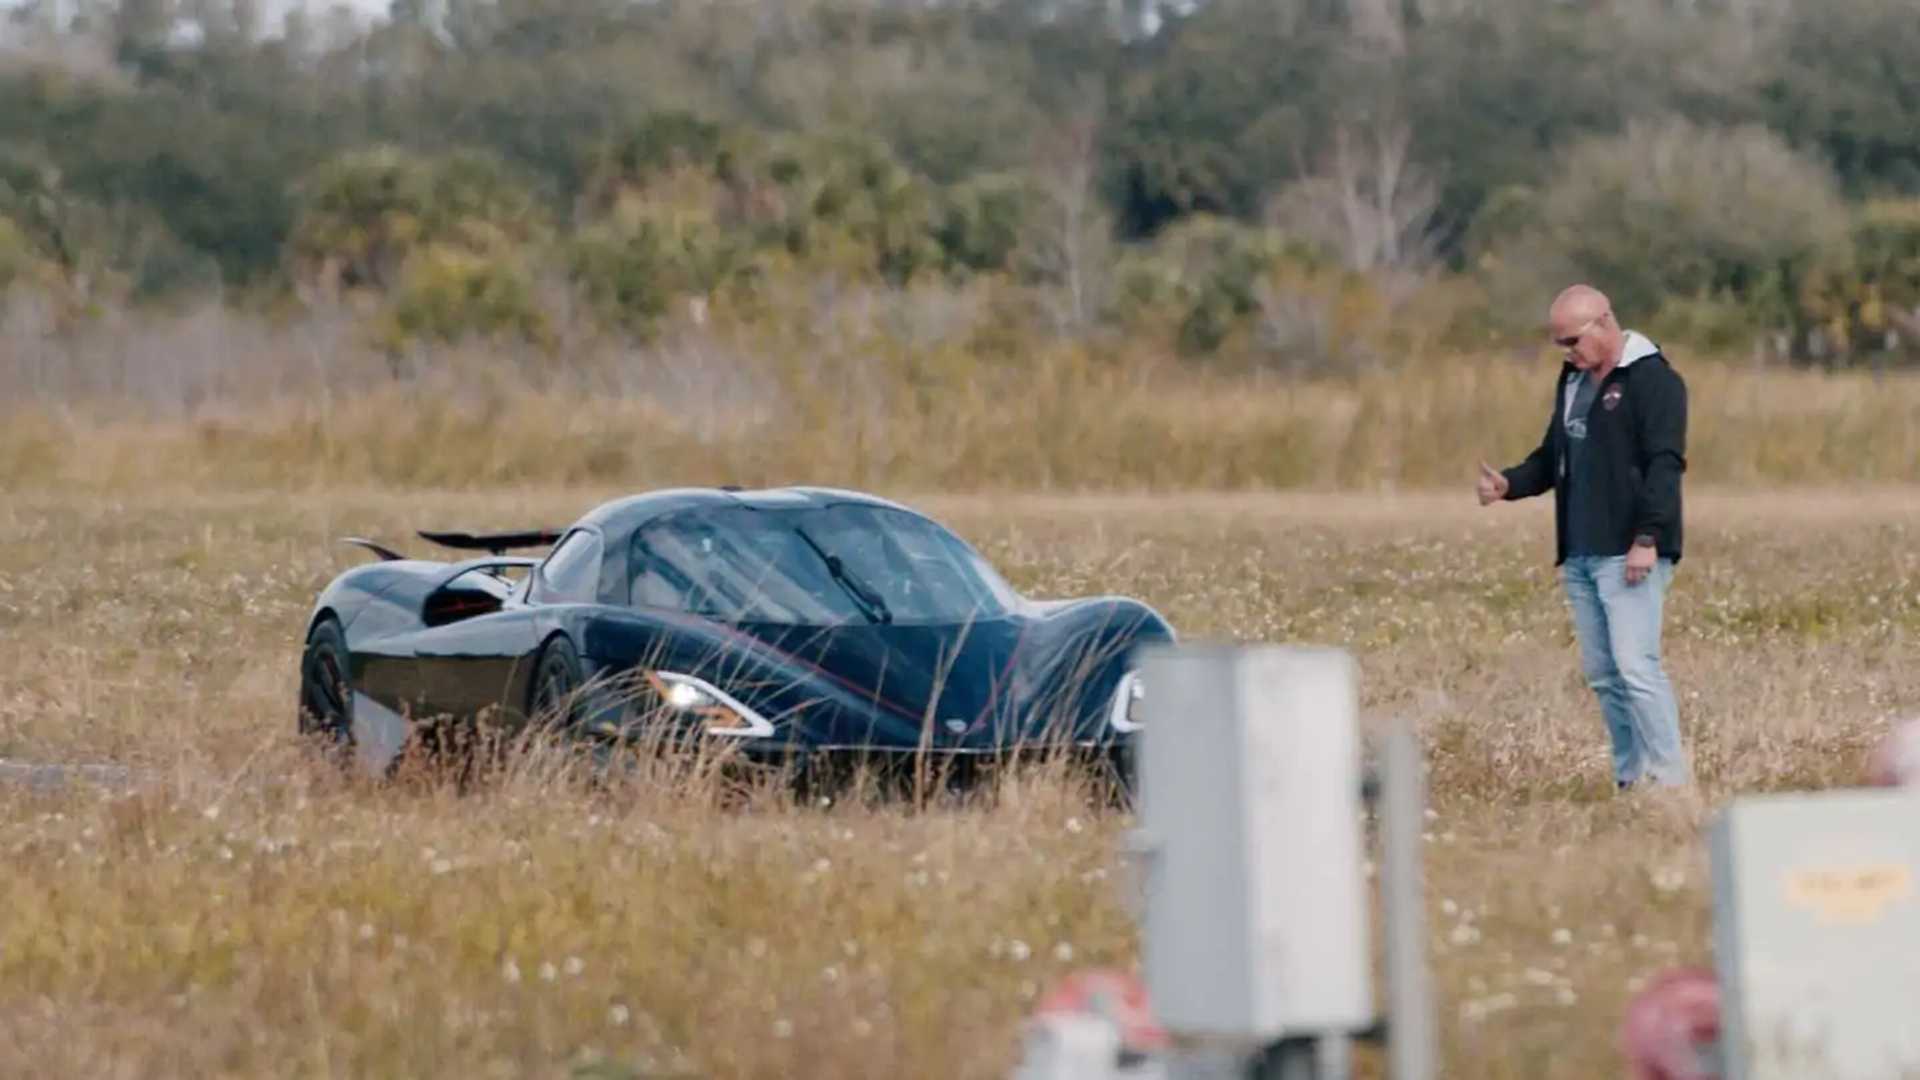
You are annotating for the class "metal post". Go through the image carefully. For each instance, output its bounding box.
[1272,1039,1316,1080]
[1380,718,1436,1080]
[1316,1033,1352,1080]
[1243,1036,1316,1080]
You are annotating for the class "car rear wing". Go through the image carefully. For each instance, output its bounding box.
[340,537,407,561]
[416,529,564,555]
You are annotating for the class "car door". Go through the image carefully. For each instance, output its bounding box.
[404,566,543,725]
[352,573,520,725]
[393,530,607,725]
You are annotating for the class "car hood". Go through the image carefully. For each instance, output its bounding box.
[584,606,1152,750]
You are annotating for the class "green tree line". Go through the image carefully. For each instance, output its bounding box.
[2,0,1918,367]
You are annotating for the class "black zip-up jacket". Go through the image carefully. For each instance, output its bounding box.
[1500,349,1687,565]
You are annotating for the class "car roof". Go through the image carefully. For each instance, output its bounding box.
[574,486,924,536]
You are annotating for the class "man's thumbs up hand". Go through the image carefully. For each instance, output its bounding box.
[1476,460,1509,506]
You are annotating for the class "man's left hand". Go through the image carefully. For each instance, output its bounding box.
[1625,541,1656,585]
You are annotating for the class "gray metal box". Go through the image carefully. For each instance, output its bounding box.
[1134,644,1372,1042]
[1709,789,1920,1079]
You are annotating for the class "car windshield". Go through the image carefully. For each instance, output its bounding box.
[628,504,1021,625]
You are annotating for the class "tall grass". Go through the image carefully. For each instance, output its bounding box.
[6,298,1920,493]
[5,487,1917,1077]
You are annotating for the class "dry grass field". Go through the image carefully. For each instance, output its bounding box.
[3,484,1917,1078]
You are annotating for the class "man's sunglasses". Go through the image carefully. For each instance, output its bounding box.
[1553,313,1604,350]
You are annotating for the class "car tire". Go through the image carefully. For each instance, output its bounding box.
[1105,741,1139,811]
[298,615,354,753]
[527,634,585,732]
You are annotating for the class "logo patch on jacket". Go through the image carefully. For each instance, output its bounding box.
[1601,385,1624,411]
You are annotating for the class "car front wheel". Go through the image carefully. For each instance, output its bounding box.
[527,634,586,733]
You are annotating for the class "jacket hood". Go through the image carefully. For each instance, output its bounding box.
[1618,330,1660,368]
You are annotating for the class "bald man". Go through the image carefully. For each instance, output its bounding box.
[1476,285,1692,790]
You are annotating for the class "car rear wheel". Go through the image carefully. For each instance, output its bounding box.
[298,615,353,754]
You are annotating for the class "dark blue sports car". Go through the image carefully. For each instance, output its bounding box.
[298,486,1173,787]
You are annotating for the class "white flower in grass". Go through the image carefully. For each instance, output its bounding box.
[564,956,585,977]
[502,959,521,984]
[772,1019,793,1039]
[608,1004,630,1027]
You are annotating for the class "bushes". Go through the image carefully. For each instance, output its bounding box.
[7,43,1916,370]
[259,105,1911,371]
[1469,116,1851,341]
[287,146,549,297]
[933,172,1034,276]
[271,117,1045,349]
[1792,199,1920,364]
[0,216,52,295]
[12,0,1920,352]
[284,147,557,350]
[562,214,754,337]
[0,144,220,315]
[377,244,549,351]
[1462,124,1920,366]
[1106,215,1400,373]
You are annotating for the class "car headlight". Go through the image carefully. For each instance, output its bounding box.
[1108,670,1144,733]
[642,670,775,738]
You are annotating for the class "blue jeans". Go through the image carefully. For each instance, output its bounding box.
[1561,555,1691,787]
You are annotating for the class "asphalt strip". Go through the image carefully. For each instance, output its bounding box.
[0,759,145,793]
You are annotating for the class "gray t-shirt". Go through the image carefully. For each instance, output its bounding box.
[1563,372,1602,555]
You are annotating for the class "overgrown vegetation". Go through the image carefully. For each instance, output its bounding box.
[2,0,1919,371]
[9,294,1920,492]
[3,488,1913,1077]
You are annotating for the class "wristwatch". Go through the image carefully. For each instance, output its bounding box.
[1632,533,1656,548]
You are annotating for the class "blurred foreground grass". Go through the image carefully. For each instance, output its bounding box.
[3,488,1917,1077]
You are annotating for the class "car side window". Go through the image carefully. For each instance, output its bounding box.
[535,530,603,604]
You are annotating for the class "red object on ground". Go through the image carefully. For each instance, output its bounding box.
[1867,719,1920,788]
[1620,967,1722,1080]
[1033,968,1170,1053]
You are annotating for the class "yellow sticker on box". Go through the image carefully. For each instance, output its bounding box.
[1785,863,1914,925]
